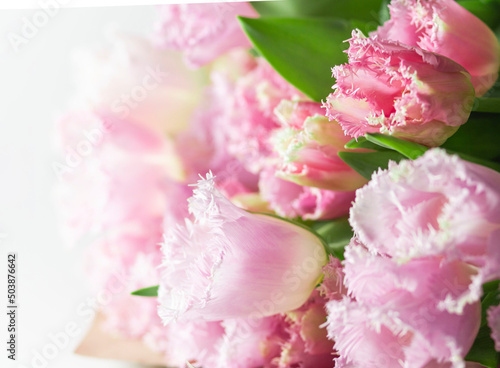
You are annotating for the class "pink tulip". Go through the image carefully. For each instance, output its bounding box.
[326,241,481,368]
[350,148,500,313]
[72,33,208,138]
[259,167,355,220]
[324,30,475,146]
[158,173,327,322]
[55,112,192,350]
[155,2,257,68]
[273,100,368,191]
[374,0,500,96]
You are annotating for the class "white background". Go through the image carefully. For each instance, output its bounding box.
[0,4,160,368]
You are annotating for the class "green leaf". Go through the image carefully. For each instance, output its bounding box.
[131,285,159,297]
[365,133,429,159]
[311,217,353,260]
[465,280,500,367]
[251,0,385,22]
[338,151,406,180]
[457,0,500,29]
[239,17,372,102]
[345,136,389,151]
[472,97,500,113]
[378,0,391,23]
[442,112,500,160]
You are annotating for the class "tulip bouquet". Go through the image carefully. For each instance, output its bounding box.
[55,0,500,367]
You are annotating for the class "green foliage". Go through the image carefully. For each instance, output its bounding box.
[239,16,362,101]
[131,285,159,297]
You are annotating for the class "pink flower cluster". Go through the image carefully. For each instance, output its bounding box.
[55,1,500,367]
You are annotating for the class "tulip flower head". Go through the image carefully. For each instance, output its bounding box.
[350,149,500,313]
[325,30,475,146]
[374,0,500,96]
[158,173,328,323]
[273,100,368,191]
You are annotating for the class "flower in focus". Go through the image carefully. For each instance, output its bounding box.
[72,32,208,137]
[273,100,368,191]
[158,173,327,322]
[350,149,500,313]
[326,241,481,368]
[324,30,475,147]
[374,0,500,96]
[155,2,257,68]
[259,166,355,221]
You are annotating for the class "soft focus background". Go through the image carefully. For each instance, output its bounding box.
[0,5,158,368]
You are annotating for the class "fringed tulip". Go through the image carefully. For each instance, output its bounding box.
[273,100,368,191]
[326,241,481,368]
[158,173,327,322]
[325,30,475,146]
[155,2,256,68]
[350,149,500,313]
[374,0,500,96]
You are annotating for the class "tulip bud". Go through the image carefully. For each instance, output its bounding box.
[273,100,368,191]
[325,30,475,146]
[374,0,500,96]
[158,173,328,322]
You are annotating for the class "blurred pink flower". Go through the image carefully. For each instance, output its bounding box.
[155,2,257,68]
[324,30,474,146]
[55,112,193,351]
[326,241,481,368]
[158,173,327,322]
[259,167,355,220]
[72,33,208,137]
[217,316,285,368]
[374,0,500,96]
[273,100,367,191]
[163,320,225,368]
[487,303,500,351]
[55,113,175,248]
[350,149,500,313]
